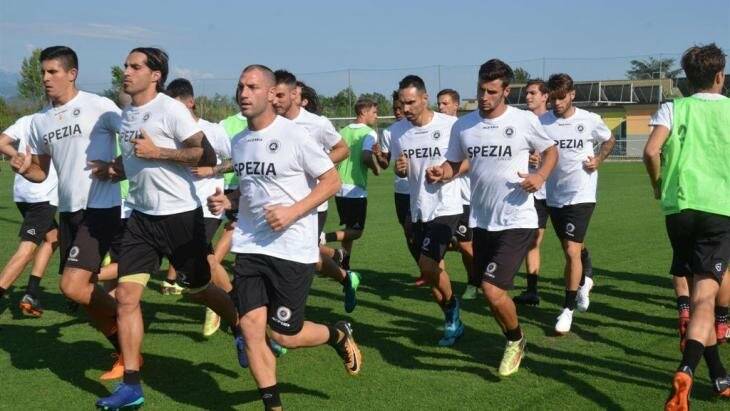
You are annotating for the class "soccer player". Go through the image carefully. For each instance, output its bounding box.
[643,44,730,408]
[380,91,420,267]
[11,46,124,378]
[165,78,233,336]
[514,79,550,306]
[542,73,615,334]
[429,59,557,376]
[437,88,478,300]
[95,47,240,409]
[272,69,361,313]
[322,98,384,270]
[391,75,464,346]
[0,114,58,317]
[207,64,361,410]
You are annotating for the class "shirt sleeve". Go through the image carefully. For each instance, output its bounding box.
[99,97,122,136]
[445,120,466,163]
[214,124,232,159]
[590,113,612,143]
[3,114,33,143]
[27,115,49,156]
[650,102,673,129]
[525,113,556,153]
[168,99,203,143]
[319,116,342,149]
[389,129,401,159]
[380,128,391,153]
[297,128,335,179]
[361,131,377,151]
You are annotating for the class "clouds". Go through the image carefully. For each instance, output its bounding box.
[171,66,215,80]
[0,22,157,42]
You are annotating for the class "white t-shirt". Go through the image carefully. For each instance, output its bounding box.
[530,152,547,200]
[380,125,410,195]
[389,113,462,222]
[231,115,335,264]
[541,108,612,208]
[194,118,231,219]
[337,123,376,198]
[28,91,121,212]
[4,114,59,205]
[292,108,342,212]
[118,93,203,216]
[458,175,471,205]
[650,92,728,129]
[446,107,555,231]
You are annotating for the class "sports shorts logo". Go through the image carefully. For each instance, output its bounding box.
[72,108,81,117]
[486,262,498,274]
[715,262,724,274]
[276,306,292,322]
[432,130,441,140]
[565,223,576,235]
[68,246,80,261]
[268,140,281,153]
[421,237,431,250]
[503,126,515,138]
[458,225,467,235]
[26,228,37,236]
[143,113,151,121]
[575,124,585,133]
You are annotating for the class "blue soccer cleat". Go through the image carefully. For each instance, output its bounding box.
[96,383,144,410]
[438,298,465,346]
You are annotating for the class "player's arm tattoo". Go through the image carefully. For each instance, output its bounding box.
[156,132,216,167]
[596,135,616,162]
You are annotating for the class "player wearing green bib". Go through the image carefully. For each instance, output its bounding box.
[644,43,730,409]
[322,98,385,271]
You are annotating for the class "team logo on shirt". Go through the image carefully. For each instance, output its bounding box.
[42,124,83,144]
[432,130,441,140]
[276,306,292,322]
[486,262,498,274]
[143,113,151,122]
[72,108,81,117]
[575,124,585,133]
[503,126,515,138]
[267,139,281,153]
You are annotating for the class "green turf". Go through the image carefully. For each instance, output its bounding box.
[0,162,728,410]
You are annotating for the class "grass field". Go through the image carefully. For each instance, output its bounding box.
[0,162,728,410]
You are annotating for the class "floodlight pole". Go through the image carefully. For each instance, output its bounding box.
[347,69,352,117]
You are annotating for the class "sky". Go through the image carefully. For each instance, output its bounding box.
[0,0,728,99]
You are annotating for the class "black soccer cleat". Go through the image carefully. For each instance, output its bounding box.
[513,290,540,306]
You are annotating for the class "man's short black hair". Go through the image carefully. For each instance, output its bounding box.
[298,82,321,114]
[165,78,194,99]
[478,59,513,87]
[398,75,427,93]
[40,46,78,71]
[274,69,297,87]
[437,88,460,103]
[131,47,169,92]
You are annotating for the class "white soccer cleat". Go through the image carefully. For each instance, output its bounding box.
[555,308,574,335]
[576,277,594,312]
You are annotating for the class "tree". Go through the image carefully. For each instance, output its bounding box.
[359,91,392,117]
[17,48,43,102]
[513,67,531,84]
[320,87,357,118]
[626,57,682,80]
[102,65,125,106]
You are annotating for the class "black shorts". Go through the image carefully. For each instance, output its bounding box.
[224,188,238,222]
[473,228,536,290]
[16,201,57,245]
[665,209,730,282]
[232,253,315,335]
[109,218,128,263]
[317,211,328,237]
[454,205,473,242]
[534,198,549,229]
[58,207,121,275]
[394,193,411,226]
[117,208,211,289]
[413,214,460,262]
[204,217,222,245]
[549,203,595,243]
[335,196,367,230]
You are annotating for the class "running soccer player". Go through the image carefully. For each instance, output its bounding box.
[0,114,58,317]
[322,98,384,270]
[391,75,464,346]
[514,79,550,306]
[541,73,615,334]
[380,91,420,267]
[643,44,730,409]
[437,88,478,300]
[11,46,124,377]
[429,59,557,376]
[272,70,361,312]
[208,64,361,410]
[95,47,240,410]
[165,78,233,336]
